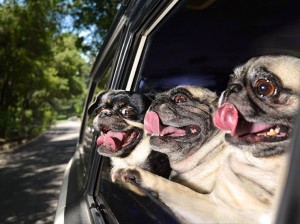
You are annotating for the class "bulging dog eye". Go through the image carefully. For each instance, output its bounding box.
[255,79,277,97]
[121,107,135,117]
[174,95,188,103]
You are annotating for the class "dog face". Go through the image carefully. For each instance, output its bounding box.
[144,85,219,161]
[213,55,300,157]
[88,90,152,157]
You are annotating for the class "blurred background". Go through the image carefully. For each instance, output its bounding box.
[0,1,120,223]
[0,0,119,147]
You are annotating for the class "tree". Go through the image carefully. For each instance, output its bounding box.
[0,0,119,141]
[0,1,88,140]
[70,0,120,56]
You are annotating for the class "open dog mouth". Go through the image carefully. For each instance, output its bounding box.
[144,111,201,140]
[213,102,289,143]
[96,126,141,153]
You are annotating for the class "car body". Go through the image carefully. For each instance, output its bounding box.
[54,0,300,223]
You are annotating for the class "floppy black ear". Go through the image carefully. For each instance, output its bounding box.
[88,91,105,116]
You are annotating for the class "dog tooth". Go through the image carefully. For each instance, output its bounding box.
[266,129,274,136]
[190,128,197,134]
[266,126,281,137]
[267,128,276,136]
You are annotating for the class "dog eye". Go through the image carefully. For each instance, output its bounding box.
[174,95,188,103]
[255,79,277,97]
[121,107,135,117]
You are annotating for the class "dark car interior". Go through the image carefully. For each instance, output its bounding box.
[137,0,300,94]
[77,0,300,223]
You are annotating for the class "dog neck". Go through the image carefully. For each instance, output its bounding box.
[226,149,288,195]
[212,148,289,220]
[167,131,232,193]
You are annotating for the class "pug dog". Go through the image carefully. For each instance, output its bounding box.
[113,55,300,223]
[209,54,300,221]
[88,90,171,179]
[143,85,229,193]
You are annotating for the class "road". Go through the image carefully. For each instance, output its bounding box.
[0,120,81,224]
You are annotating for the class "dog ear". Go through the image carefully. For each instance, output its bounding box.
[88,91,106,116]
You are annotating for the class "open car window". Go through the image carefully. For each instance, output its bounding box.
[90,0,300,223]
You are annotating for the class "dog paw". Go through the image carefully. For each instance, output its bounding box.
[112,168,142,185]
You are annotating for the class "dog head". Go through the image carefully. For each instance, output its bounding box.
[88,90,152,157]
[213,55,300,157]
[144,85,219,161]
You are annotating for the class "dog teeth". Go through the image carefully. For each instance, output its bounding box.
[257,126,281,137]
[190,127,197,134]
[266,126,280,137]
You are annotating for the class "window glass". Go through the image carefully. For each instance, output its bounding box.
[80,25,123,181]
[81,68,112,175]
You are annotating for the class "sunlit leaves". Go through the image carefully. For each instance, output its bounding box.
[70,0,120,56]
[0,1,89,140]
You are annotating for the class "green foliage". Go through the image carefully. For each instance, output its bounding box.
[70,0,121,56]
[0,1,89,141]
[0,0,119,141]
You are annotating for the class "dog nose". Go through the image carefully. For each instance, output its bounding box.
[228,83,242,93]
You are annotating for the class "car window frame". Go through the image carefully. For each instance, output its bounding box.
[88,0,187,222]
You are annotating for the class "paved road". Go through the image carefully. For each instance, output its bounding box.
[0,121,81,224]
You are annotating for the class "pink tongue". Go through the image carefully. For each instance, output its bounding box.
[213,103,275,136]
[144,111,186,136]
[144,111,163,135]
[213,102,239,135]
[96,131,127,151]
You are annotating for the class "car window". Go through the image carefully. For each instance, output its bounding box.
[89,14,181,221]
[78,24,124,188]
[90,0,300,223]
[81,73,111,172]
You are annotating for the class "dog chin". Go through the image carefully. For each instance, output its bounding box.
[149,133,204,156]
[225,134,289,157]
